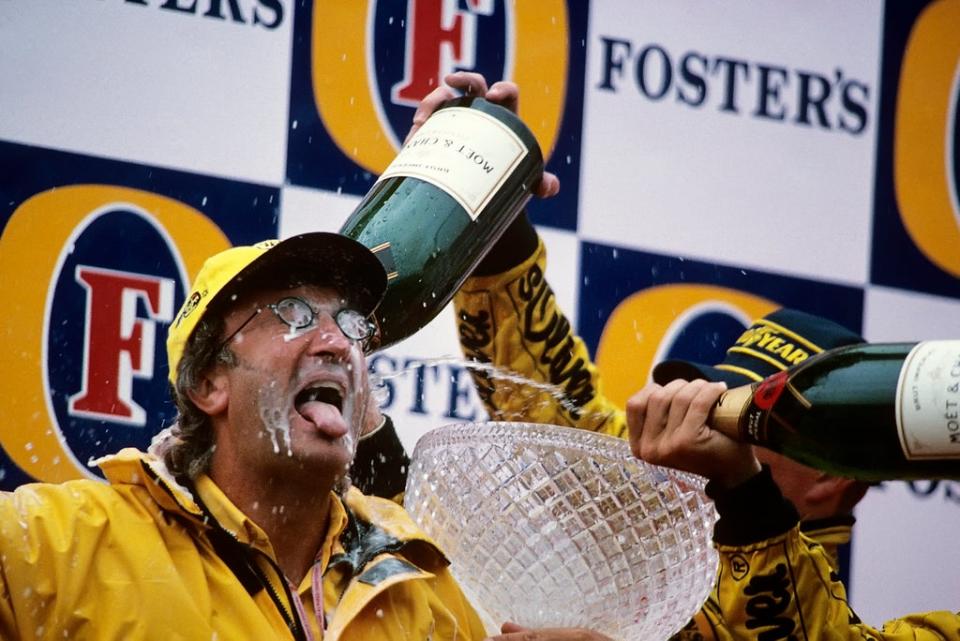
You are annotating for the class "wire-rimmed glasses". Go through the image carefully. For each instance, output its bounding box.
[218,296,376,352]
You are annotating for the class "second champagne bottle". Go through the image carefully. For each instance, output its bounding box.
[709,340,960,480]
[339,96,544,349]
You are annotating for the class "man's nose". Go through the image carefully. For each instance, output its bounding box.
[303,313,353,359]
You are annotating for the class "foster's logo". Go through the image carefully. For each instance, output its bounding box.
[289,0,568,193]
[0,186,230,482]
[892,0,960,280]
[871,0,960,298]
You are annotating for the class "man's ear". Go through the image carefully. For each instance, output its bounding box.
[186,369,229,416]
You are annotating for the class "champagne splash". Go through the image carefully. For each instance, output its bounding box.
[376,355,611,426]
[258,381,293,456]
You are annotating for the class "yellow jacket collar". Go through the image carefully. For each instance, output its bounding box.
[97,447,203,517]
[97,449,448,570]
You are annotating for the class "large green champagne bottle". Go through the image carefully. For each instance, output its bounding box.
[339,96,544,349]
[710,340,960,480]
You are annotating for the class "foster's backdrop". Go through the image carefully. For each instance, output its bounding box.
[1,0,958,625]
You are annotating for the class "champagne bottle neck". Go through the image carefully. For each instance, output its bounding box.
[709,383,756,442]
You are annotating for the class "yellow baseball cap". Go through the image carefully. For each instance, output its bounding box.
[166,232,387,384]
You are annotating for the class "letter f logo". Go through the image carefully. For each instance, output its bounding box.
[392,0,495,106]
[68,266,175,426]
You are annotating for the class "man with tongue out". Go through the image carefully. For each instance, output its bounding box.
[0,232,487,640]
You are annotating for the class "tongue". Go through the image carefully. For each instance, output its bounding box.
[297,401,348,438]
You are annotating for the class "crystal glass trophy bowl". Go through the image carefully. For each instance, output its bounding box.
[404,422,719,641]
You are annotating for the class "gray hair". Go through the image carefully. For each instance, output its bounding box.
[164,313,236,480]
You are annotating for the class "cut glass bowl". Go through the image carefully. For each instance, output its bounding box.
[404,422,719,641]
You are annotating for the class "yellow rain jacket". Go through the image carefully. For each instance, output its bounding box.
[453,235,960,641]
[0,449,485,641]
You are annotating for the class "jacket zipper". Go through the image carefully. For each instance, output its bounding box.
[213,519,309,641]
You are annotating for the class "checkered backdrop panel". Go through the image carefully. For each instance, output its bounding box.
[1,0,958,626]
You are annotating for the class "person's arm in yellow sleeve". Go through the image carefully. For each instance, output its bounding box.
[628,379,960,641]
[454,213,625,438]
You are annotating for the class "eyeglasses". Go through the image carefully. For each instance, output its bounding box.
[218,296,376,352]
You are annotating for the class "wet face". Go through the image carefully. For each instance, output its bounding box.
[214,284,371,484]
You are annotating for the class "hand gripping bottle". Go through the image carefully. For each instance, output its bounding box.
[711,341,960,480]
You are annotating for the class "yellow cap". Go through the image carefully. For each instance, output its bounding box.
[166,232,387,385]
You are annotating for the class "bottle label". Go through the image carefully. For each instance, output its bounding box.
[895,340,960,459]
[378,107,528,220]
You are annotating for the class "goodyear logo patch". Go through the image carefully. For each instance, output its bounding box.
[729,320,817,370]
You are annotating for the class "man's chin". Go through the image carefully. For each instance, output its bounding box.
[267,436,353,477]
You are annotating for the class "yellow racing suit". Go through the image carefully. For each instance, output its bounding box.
[452,227,960,641]
[671,512,854,641]
[677,467,960,641]
[0,448,485,641]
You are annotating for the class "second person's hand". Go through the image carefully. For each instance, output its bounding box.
[626,379,761,488]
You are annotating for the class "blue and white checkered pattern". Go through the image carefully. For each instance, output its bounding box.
[1,0,958,625]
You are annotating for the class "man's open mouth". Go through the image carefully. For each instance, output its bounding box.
[294,384,344,419]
